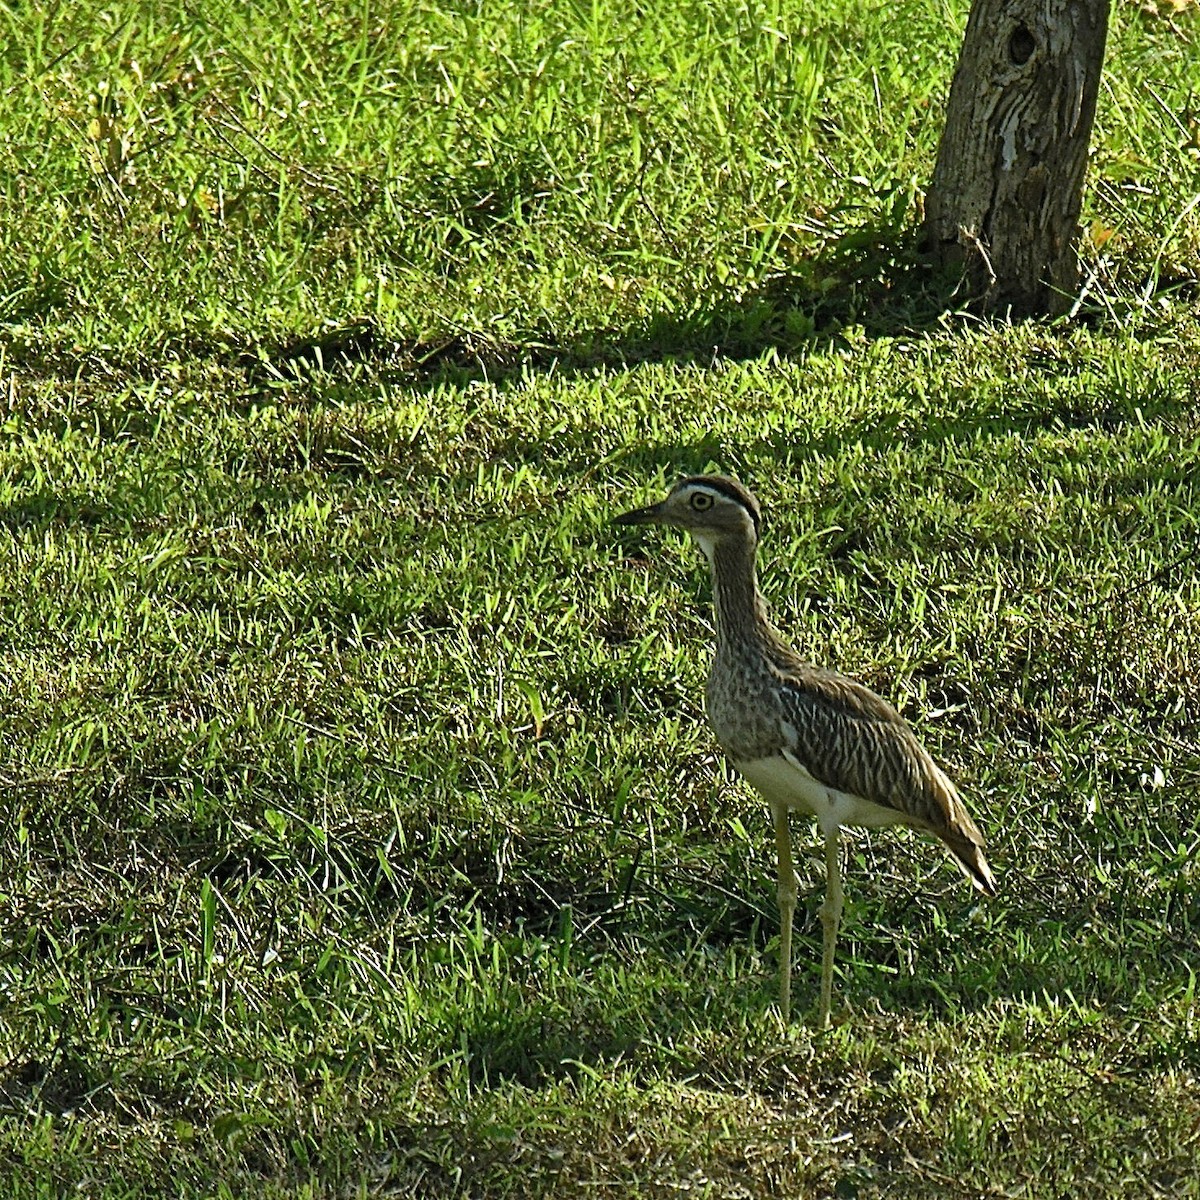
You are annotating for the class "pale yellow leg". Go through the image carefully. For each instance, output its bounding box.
[771,803,798,1023]
[818,826,843,1030]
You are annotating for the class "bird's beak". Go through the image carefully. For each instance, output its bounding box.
[612,501,665,527]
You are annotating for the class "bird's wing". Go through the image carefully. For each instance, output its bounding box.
[777,671,996,894]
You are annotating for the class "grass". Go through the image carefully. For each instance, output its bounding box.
[2,0,1200,1195]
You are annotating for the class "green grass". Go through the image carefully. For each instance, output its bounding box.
[2,0,1200,1196]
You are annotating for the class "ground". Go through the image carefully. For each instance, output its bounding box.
[2,1,1199,1196]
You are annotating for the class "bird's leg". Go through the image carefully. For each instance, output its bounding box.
[818,825,843,1030]
[771,802,798,1023]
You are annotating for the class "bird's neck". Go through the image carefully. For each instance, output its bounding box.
[701,534,774,653]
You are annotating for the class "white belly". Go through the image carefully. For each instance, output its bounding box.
[733,754,912,836]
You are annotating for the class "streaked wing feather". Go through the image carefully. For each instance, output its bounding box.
[778,673,981,838]
[779,674,997,893]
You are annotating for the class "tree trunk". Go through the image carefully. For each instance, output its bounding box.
[923,0,1110,316]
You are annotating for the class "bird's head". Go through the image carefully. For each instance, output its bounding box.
[613,475,761,554]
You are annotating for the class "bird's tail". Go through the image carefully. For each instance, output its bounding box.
[928,765,998,896]
[940,829,998,897]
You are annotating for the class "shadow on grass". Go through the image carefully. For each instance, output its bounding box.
[444,895,1199,1093]
[217,227,1188,472]
[232,225,956,390]
[3,221,955,422]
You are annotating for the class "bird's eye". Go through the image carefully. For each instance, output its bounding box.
[690,492,714,511]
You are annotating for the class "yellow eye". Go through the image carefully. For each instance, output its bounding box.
[690,491,714,511]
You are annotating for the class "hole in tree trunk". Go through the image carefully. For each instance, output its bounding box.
[1009,23,1036,65]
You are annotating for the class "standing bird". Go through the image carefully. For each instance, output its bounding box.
[614,475,997,1027]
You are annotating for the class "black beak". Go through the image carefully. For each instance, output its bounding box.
[612,502,664,527]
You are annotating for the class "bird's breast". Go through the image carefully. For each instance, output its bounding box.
[705,654,785,762]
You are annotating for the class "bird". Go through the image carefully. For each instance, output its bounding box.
[613,474,997,1027]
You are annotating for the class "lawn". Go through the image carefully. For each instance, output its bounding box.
[2,0,1200,1196]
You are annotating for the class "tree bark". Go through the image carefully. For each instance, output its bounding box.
[923,0,1110,316]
